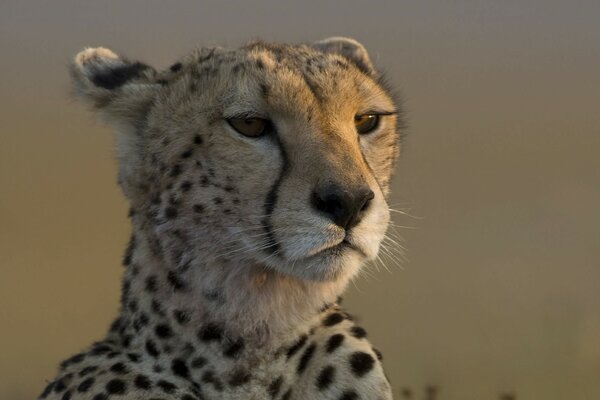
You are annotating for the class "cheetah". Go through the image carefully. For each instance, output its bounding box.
[39,37,402,400]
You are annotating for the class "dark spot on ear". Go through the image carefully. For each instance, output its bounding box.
[170,62,182,72]
[91,62,151,90]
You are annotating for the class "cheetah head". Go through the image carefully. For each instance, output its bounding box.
[71,38,401,284]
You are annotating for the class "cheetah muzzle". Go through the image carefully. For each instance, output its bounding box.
[40,37,401,400]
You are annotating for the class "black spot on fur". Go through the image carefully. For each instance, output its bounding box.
[297,342,317,374]
[194,135,203,145]
[170,164,182,177]
[172,359,190,378]
[323,312,345,326]
[223,338,245,358]
[170,62,182,72]
[155,323,173,339]
[91,62,151,90]
[316,365,335,390]
[145,276,158,292]
[193,204,204,213]
[53,379,66,393]
[77,377,95,393]
[110,362,129,374]
[105,379,126,395]
[92,394,108,400]
[268,376,283,398]
[326,334,345,353]
[61,390,72,400]
[157,379,177,394]
[60,353,85,369]
[167,271,186,290]
[181,181,192,191]
[228,369,251,387]
[350,326,367,338]
[165,206,178,219]
[181,150,193,159]
[349,351,375,377]
[286,334,308,358]
[145,339,160,357]
[79,366,98,377]
[199,323,223,342]
[40,381,54,398]
[339,390,359,400]
[90,343,112,356]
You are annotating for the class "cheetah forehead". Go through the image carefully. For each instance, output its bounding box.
[156,41,395,118]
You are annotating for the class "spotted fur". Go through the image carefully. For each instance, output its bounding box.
[40,37,401,400]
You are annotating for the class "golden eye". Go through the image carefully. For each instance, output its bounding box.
[227,118,269,137]
[354,114,380,134]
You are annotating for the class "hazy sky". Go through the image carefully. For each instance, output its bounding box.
[1,1,599,399]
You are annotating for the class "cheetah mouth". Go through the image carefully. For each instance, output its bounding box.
[309,237,367,259]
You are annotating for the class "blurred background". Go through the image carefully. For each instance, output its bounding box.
[1,1,599,399]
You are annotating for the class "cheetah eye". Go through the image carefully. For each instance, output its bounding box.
[354,114,380,134]
[227,118,269,138]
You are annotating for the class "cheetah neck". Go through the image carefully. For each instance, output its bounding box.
[114,224,349,351]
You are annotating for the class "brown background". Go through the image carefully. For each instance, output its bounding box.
[1,1,599,399]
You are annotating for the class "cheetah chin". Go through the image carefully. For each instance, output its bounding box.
[41,37,402,400]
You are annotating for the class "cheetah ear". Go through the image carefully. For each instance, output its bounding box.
[70,47,159,125]
[312,37,375,75]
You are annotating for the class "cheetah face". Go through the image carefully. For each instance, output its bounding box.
[71,38,401,282]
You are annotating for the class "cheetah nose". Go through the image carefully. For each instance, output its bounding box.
[311,183,374,230]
